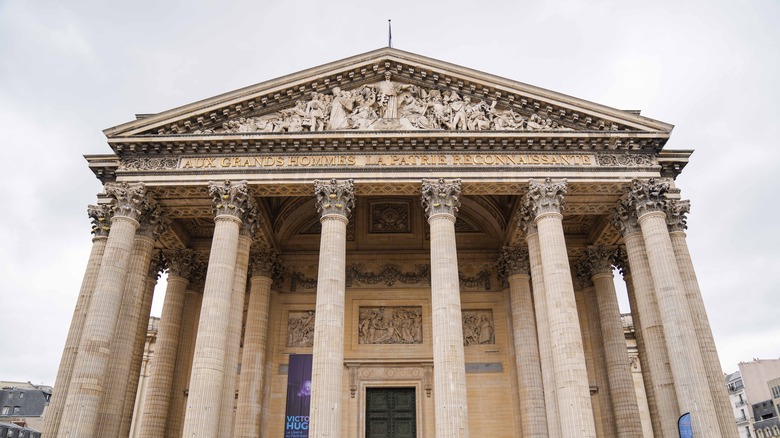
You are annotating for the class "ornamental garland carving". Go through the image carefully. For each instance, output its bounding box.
[214,76,577,134]
[120,157,178,171]
[358,307,422,345]
[596,154,656,167]
[524,178,567,217]
[314,178,355,219]
[289,272,317,292]
[458,269,492,290]
[421,178,461,219]
[346,264,430,287]
[462,310,495,346]
[88,204,114,237]
[287,311,315,347]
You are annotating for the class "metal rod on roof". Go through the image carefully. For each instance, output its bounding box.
[388,19,392,48]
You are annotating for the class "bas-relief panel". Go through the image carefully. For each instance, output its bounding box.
[462,310,495,346]
[369,201,411,233]
[358,307,422,345]
[286,311,315,347]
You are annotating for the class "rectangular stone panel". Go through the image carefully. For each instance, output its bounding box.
[462,309,495,346]
[358,307,422,344]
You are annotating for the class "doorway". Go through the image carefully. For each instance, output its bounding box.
[365,387,417,438]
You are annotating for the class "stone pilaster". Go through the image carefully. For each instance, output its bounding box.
[235,249,281,438]
[219,213,258,436]
[99,202,169,437]
[183,180,256,438]
[139,249,199,438]
[612,201,679,438]
[309,178,355,438]
[421,178,470,438]
[627,178,719,437]
[521,210,561,438]
[578,246,643,437]
[58,182,149,438]
[498,247,547,438]
[524,178,596,437]
[666,199,738,438]
[43,204,113,438]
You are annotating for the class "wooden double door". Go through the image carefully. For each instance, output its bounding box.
[365,387,417,438]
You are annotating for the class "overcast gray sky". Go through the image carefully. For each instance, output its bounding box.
[1,0,778,386]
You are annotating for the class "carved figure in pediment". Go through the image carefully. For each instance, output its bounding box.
[327,87,355,130]
[349,91,379,130]
[443,91,467,130]
[375,72,414,119]
[398,93,431,129]
[466,100,492,130]
[305,92,327,131]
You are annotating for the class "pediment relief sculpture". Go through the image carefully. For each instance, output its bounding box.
[200,75,588,135]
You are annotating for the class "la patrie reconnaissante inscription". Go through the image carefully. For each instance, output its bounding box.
[179,153,596,170]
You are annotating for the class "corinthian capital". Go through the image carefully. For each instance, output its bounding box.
[164,249,199,281]
[611,198,640,236]
[249,248,283,280]
[209,180,252,220]
[576,246,615,287]
[517,204,537,235]
[148,250,167,280]
[314,179,355,219]
[240,198,262,238]
[88,203,115,237]
[665,199,690,232]
[497,246,530,285]
[626,178,669,217]
[421,178,461,219]
[524,178,566,218]
[105,182,149,221]
[613,245,630,277]
[137,200,170,240]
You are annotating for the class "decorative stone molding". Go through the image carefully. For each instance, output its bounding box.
[105,182,149,221]
[420,178,461,219]
[665,199,690,232]
[524,178,567,218]
[625,178,670,217]
[286,311,315,348]
[289,272,317,292]
[596,153,656,167]
[369,202,411,233]
[462,310,495,346]
[345,361,433,399]
[148,250,167,280]
[611,198,641,236]
[458,269,491,290]
[164,249,198,280]
[249,248,283,280]
[208,180,253,219]
[497,246,530,286]
[136,200,170,240]
[314,178,355,219]
[88,204,115,237]
[120,157,178,171]
[345,264,430,287]
[358,307,422,345]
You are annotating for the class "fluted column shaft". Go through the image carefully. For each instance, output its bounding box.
[139,273,189,437]
[670,229,738,437]
[218,233,252,435]
[507,272,547,437]
[235,249,278,438]
[637,210,719,436]
[592,270,643,437]
[44,231,108,438]
[623,232,679,437]
[525,230,561,437]
[182,214,242,437]
[58,213,141,437]
[581,285,615,437]
[168,288,203,437]
[98,234,156,437]
[309,179,354,438]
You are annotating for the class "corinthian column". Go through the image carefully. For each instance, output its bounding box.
[183,180,255,437]
[612,202,679,438]
[44,204,114,438]
[524,178,596,438]
[99,202,169,437]
[578,247,643,437]
[139,249,198,438]
[421,178,469,438]
[521,211,561,437]
[498,247,547,438]
[309,178,355,438]
[235,249,281,438]
[58,182,149,438]
[627,179,719,437]
[666,200,738,438]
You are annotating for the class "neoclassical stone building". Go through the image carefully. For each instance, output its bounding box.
[45,48,736,437]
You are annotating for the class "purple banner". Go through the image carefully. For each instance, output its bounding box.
[284,354,312,438]
[678,412,692,438]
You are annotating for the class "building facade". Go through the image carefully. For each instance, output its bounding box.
[45,48,736,437]
[0,382,51,433]
[728,359,780,438]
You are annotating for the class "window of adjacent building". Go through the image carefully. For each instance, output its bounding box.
[12,406,20,414]
[742,408,747,420]
[1,406,9,414]
[18,393,23,399]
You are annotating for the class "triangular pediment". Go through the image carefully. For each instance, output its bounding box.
[104,48,673,139]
